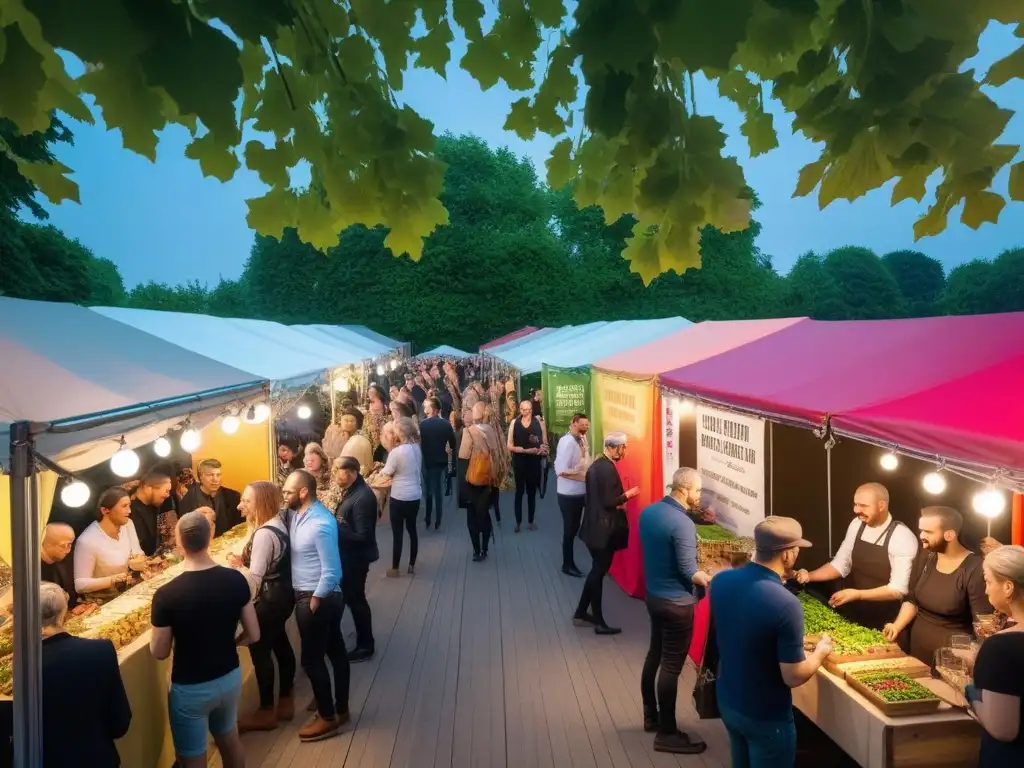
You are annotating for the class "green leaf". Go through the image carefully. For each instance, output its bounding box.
[414,19,453,77]
[655,0,756,71]
[243,139,292,187]
[985,44,1024,86]
[891,164,934,204]
[79,63,165,161]
[246,186,298,239]
[14,158,79,205]
[0,22,48,134]
[740,110,778,156]
[818,131,895,207]
[503,97,536,140]
[185,132,240,182]
[1010,161,1024,201]
[528,0,566,27]
[451,0,485,41]
[546,137,574,189]
[792,157,827,197]
[197,0,296,44]
[960,190,1005,229]
[384,197,448,261]
[460,37,503,91]
[913,203,949,240]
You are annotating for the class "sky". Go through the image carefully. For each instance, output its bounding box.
[35,22,1024,289]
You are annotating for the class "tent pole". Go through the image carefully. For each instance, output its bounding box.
[769,421,774,517]
[10,421,43,768]
[826,442,834,558]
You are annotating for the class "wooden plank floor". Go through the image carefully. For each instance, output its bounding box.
[226,491,730,768]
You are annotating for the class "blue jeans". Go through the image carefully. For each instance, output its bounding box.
[718,700,796,768]
[422,465,446,525]
[168,667,242,758]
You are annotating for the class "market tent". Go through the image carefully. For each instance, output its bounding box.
[290,323,405,357]
[659,313,1024,428]
[417,344,472,358]
[596,317,808,375]
[480,326,541,350]
[224,316,385,362]
[483,325,564,359]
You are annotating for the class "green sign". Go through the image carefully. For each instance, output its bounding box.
[542,364,591,451]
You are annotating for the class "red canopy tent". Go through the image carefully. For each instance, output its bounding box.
[480,326,540,351]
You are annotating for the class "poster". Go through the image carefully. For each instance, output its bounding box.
[541,364,591,447]
[661,394,684,490]
[695,404,766,538]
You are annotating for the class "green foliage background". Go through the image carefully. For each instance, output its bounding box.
[2,130,1021,352]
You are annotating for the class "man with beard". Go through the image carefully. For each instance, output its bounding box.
[282,470,349,742]
[178,459,243,537]
[419,396,457,530]
[573,432,639,635]
[131,471,174,556]
[334,457,379,662]
[882,506,992,665]
[554,412,590,577]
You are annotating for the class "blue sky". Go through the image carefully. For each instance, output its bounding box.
[37,23,1024,289]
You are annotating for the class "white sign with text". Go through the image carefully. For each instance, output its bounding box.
[695,404,766,537]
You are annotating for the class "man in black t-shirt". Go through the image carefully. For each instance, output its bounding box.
[0,523,78,615]
[178,458,242,536]
[130,470,173,556]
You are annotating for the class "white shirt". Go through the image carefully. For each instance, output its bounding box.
[828,516,918,597]
[73,519,143,593]
[383,443,423,502]
[554,433,587,496]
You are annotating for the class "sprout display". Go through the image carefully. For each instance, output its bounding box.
[852,672,938,703]
[798,592,889,656]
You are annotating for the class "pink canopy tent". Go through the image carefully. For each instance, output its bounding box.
[596,317,808,374]
[480,326,540,351]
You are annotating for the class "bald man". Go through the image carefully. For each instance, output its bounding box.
[796,483,918,630]
[0,522,79,614]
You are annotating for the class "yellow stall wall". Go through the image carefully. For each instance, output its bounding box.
[189,417,273,492]
[0,471,57,566]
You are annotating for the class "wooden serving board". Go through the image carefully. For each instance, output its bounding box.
[830,656,931,680]
[827,645,905,665]
[846,674,943,717]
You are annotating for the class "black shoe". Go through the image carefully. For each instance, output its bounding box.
[348,646,374,663]
[653,730,706,754]
[562,566,584,578]
[472,552,483,562]
[594,623,621,636]
[481,550,488,560]
[425,518,431,528]
[434,522,440,530]
[643,712,659,733]
[572,612,597,627]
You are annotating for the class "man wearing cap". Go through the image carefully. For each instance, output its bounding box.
[712,517,833,766]
[574,431,639,635]
[795,483,918,630]
[638,467,712,754]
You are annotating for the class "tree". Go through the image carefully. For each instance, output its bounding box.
[1,1,1020,282]
[985,247,1024,313]
[821,246,906,319]
[0,221,99,302]
[85,256,126,306]
[777,252,849,320]
[0,115,72,217]
[942,260,995,316]
[124,281,211,314]
[882,250,946,317]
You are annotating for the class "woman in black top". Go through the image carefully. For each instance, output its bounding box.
[964,545,1024,766]
[506,398,547,532]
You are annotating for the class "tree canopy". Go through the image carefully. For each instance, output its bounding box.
[0,1,1021,283]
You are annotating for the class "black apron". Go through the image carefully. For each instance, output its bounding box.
[843,518,905,630]
[905,553,979,667]
[242,524,293,610]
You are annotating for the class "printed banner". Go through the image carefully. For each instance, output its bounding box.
[661,394,684,491]
[695,404,766,538]
[541,364,592,446]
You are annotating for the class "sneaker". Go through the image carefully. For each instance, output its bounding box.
[386,568,400,578]
[561,566,584,578]
[298,714,341,742]
[238,707,278,733]
[276,695,295,722]
[472,552,483,562]
[653,730,706,754]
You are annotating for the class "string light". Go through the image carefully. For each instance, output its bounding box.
[390,359,398,371]
[972,487,1006,519]
[110,437,140,478]
[243,402,271,425]
[879,452,899,471]
[153,436,171,457]
[297,404,312,419]
[60,479,90,508]
[180,427,202,453]
[221,414,241,434]
[376,364,385,376]
[680,398,695,414]
[922,471,946,495]
[332,374,349,391]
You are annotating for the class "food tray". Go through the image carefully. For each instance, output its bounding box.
[846,672,942,717]
[804,633,904,665]
[830,655,930,680]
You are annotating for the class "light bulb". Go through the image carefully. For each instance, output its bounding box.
[879,452,899,471]
[110,445,140,477]
[153,436,172,457]
[972,487,1006,519]
[376,364,385,376]
[680,398,695,414]
[253,403,271,424]
[221,415,240,434]
[390,359,398,371]
[60,480,90,508]
[297,404,312,419]
[180,428,202,453]
[333,374,350,391]
[922,471,946,495]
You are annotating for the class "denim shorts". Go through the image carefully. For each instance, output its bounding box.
[168,666,242,758]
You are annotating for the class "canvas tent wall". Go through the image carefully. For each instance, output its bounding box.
[480,326,542,351]
[417,345,472,358]
[288,323,405,359]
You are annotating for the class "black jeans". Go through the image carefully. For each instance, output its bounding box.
[389,497,419,569]
[422,465,446,526]
[491,485,501,521]
[341,560,374,650]
[466,483,493,555]
[250,593,296,709]
[641,597,696,735]
[513,455,541,525]
[557,494,585,569]
[576,544,615,624]
[294,591,349,718]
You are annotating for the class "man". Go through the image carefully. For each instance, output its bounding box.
[131,470,174,556]
[283,469,349,742]
[882,506,991,664]
[574,432,639,635]
[336,406,374,474]
[554,412,590,577]
[796,482,918,629]
[0,522,78,614]
[638,467,712,754]
[404,372,426,416]
[333,456,379,662]
[712,517,833,766]
[178,458,242,536]
[419,396,457,529]
[277,438,302,485]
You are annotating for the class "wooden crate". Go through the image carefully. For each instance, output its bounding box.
[846,674,943,717]
[829,655,931,680]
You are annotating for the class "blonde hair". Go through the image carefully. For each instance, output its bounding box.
[395,417,420,445]
[245,481,283,530]
[985,545,1024,596]
[303,442,331,486]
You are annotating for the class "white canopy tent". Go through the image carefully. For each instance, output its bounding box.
[482,325,574,359]
[293,323,408,357]
[417,344,472,358]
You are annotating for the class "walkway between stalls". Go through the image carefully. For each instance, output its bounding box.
[224,490,731,768]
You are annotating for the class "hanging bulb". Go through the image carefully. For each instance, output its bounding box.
[297,404,312,419]
[922,471,946,495]
[110,439,140,478]
[252,403,271,424]
[180,427,202,453]
[153,436,172,457]
[972,487,1006,519]
[333,375,349,392]
[376,364,385,376]
[879,452,899,471]
[221,415,240,434]
[390,359,398,371]
[60,480,90,508]
[680,398,695,414]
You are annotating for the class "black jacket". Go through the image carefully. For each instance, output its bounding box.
[0,632,131,768]
[579,455,629,552]
[419,415,457,468]
[335,476,380,568]
[178,485,242,536]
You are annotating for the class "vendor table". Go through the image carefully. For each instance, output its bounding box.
[793,666,981,768]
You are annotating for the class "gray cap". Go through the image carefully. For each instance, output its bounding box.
[604,431,628,447]
[754,516,811,552]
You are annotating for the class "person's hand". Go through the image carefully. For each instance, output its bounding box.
[829,589,860,608]
[227,554,243,569]
[882,623,899,642]
[111,572,129,586]
[70,604,90,617]
[310,595,320,614]
[814,634,834,657]
[693,570,712,588]
[624,486,640,500]
[952,647,978,674]
[980,537,1001,556]
[795,569,811,585]
[700,508,716,522]
[127,554,149,572]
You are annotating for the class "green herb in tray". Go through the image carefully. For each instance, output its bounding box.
[798,592,888,655]
[695,524,737,542]
[853,672,937,702]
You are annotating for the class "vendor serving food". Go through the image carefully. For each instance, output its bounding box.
[73,487,148,600]
[796,483,918,630]
[0,522,79,614]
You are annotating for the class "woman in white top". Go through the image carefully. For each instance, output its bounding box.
[73,487,146,598]
[371,417,422,577]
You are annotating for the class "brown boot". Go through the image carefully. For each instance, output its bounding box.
[238,707,278,733]
[277,695,295,722]
[298,714,341,742]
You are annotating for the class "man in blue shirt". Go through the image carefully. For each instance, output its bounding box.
[283,470,349,743]
[711,516,833,767]
[639,467,712,754]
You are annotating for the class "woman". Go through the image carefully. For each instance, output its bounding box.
[460,403,501,561]
[232,482,295,732]
[371,417,422,576]
[390,399,415,423]
[961,545,1024,765]
[443,362,462,415]
[506,398,547,532]
[483,402,509,524]
[303,442,331,505]
[73,487,147,599]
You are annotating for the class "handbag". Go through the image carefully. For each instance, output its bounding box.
[693,595,721,719]
[465,427,494,486]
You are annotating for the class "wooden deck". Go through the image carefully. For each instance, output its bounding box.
[230,491,731,768]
